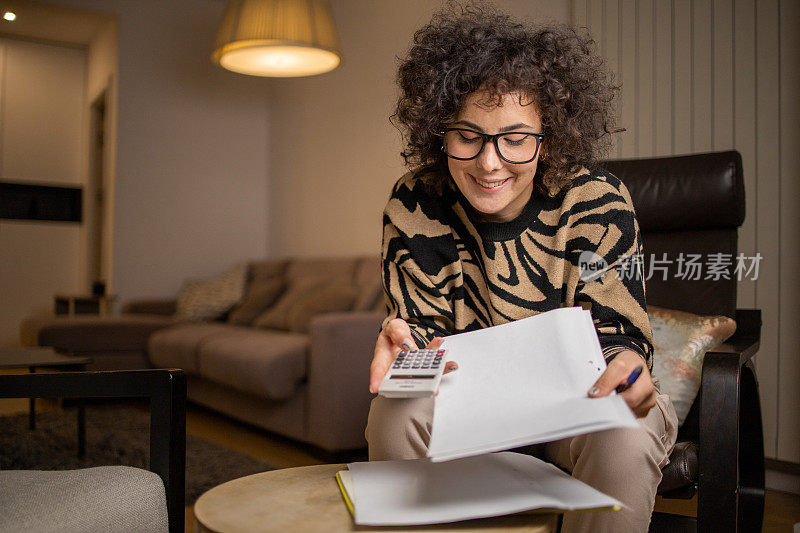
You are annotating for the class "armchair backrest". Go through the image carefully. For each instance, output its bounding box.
[604,150,745,318]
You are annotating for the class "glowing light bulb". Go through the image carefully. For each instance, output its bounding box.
[3,12,16,21]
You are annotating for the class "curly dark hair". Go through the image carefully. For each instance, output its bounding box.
[393,3,619,196]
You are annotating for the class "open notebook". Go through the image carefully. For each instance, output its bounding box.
[336,452,622,526]
[429,306,638,461]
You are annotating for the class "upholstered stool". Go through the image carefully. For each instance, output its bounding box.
[0,466,168,533]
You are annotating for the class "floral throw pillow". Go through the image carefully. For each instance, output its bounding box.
[175,263,248,321]
[649,305,737,425]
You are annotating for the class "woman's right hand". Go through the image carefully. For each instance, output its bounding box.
[369,318,457,393]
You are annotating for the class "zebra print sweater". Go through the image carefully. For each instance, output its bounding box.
[381,166,654,369]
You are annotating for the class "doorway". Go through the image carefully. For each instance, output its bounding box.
[87,91,107,290]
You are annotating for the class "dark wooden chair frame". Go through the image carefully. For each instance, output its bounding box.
[603,150,766,532]
[0,369,187,533]
[651,309,764,532]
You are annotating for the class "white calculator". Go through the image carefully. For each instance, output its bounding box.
[378,348,448,398]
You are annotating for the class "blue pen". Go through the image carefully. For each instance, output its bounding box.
[615,364,643,393]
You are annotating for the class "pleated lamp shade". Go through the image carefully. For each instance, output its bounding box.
[212,0,341,77]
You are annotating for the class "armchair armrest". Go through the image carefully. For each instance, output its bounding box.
[306,311,384,452]
[0,369,186,533]
[706,308,761,363]
[696,309,764,532]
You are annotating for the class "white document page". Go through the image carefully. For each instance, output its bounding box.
[346,452,622,526]
[429,307,638,462]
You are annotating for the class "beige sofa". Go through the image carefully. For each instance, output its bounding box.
[22,256,385,453]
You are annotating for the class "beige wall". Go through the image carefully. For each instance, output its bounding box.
[266,0,570,258]
[572,0,800,464]
[43,0,273,304]
[0,38,86,347]
[0,39,85,184]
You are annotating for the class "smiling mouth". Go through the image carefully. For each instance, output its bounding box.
[472,175,510,190]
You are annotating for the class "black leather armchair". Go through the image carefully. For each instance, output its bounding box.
[605,151,765,532]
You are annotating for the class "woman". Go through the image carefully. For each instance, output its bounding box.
[366,5,678,532]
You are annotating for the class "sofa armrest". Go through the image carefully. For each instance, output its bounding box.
[33,315,175,353]
[306,310,384,451]
[122,299,177,316]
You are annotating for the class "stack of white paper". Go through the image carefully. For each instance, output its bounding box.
[429,307,638,461]
[341,452,622,526]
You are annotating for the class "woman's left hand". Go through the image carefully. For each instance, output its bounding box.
[587,350,656,418]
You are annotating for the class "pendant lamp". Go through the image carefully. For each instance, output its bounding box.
[212,0,341,77]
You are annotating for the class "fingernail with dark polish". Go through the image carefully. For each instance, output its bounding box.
[401,339,415,351]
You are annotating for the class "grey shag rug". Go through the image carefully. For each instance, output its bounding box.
[0,403,273,504]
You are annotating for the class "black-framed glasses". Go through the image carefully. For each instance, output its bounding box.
[439,127,545,164]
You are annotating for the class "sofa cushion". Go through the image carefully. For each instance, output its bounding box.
[147,323,237,372]
[248,259,288,285]
[196,329,309,401]
[227,278,285,326]
[175,263,248,321]
[253,279,357,333]
[353,256,383,312]
[253,280,324,331]
[284,257,358,284]
[286,283,359,333]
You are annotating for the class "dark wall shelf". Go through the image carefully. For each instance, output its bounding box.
[0,181,82,222]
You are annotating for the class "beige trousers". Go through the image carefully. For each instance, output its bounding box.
[366,394,678,533]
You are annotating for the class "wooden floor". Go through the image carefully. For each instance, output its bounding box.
[1,388,798,532]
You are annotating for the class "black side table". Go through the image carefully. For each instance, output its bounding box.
[0,347,93,456]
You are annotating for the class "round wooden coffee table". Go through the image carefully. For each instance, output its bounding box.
[194,463,556,532]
